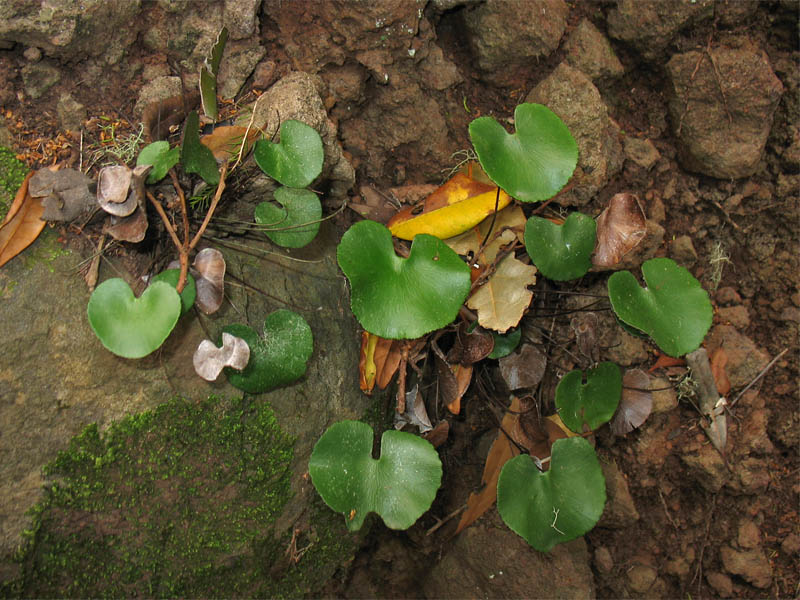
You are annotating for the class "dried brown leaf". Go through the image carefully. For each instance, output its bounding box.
[498,344,547,391]
[593,192,647,268]
[611,369,653,435]
[0,171,46,268]
[466,254,536,333]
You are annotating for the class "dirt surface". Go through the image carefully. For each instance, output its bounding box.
[0,1,798,598]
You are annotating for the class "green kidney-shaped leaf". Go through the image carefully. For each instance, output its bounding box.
[524,212,596,281]
[222,309,313,394]
[150,268,196,316]
[337,220,471,339]
[181,110,220,186]
[87,278,181,359]
[497,437,606,552]
[608,258,712,357]
[309,420,443,531]
[136,141,180,184]
[469,103,578,203]
[254,187,321,248]
[555,361,621,433]
[254,120,324,188]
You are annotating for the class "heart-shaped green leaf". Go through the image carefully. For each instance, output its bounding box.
[524,212,596,281]
[254,120,324,188]
[497,437,606,552]
[222,309,313,394]
[136,141,180,184]
[337,220,471,339]
[555,361,621,433]
[469,103,578,203]
[181,110,220,186]
[309,420,442,531]
[87,278,181,359]
[150,268,196,316]
[254,187,321,248]
[608,258,712,357]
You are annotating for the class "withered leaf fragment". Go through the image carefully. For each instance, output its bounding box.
[102,165,152,243]
[448,321,494,365]
[593,193,647,268]
[193,247,226,314]
[498,344,547,391]
[193,332,250,381]
[29,167,94,222]
[610,369,653,436]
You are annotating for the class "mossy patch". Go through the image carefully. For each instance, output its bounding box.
[0,146,28,222]
[3,396,303,597]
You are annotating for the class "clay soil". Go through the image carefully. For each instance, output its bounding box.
[1,3,797,598]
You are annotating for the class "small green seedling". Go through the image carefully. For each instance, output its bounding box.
[87,278,182,359]
[524,212,596,281]
[255,187,321,248]
[254,120,324,189]
[469,103,578,203]
[136,141,180,184]
[308,420,442,531]
[497,437,606,552]
[337,220,471,339]
[150,269,196,316]
[181,110,220,186]
[222,309,313,394]
[555,361,621,433]
[608,257,712,357]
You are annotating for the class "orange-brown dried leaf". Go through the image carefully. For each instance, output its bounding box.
[593,192,647,268]
[375,337,402,390]
[0,171,47,268]
[648,352,686,373]
[710,347,731,397]
[456,396,522,534]
[359,332,397,393]
[387,171,512,240]
[446,363,473,415]
[200,125,259,161]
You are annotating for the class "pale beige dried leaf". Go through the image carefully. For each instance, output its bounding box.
[193,332,250,381]
[466,254,536,333]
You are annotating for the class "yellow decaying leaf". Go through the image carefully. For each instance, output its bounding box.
[467,254,536,333]
[387,171,512,241]
[445,204,526,263]
[546,413,578,438]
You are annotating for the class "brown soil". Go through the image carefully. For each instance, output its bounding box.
[1,2,797,598]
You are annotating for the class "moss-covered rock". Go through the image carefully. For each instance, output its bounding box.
[2,395,355,597]
[0,146,28,222]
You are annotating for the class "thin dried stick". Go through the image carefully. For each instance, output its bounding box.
[146,191,182,250]
[170,169,190,246]
[189,162,228,251]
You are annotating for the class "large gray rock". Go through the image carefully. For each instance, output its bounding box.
[607,0,714,60]
[423,518,594,598]
[141,1,224,69]
[0,0,141,60]
[666,43,784,179]
[463,0,568,86]
[0,220,371,569]
[248,72,355,200]
[526,63,624,206]
[224,0,262,40]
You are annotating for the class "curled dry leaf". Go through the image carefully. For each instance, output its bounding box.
[193,247,226,314]
[422,420,450,448]
[511,396,570,464]
[498,344,547,391]
[571,312,599,364]
[193,332,250,381]
[610,369,653,436]
[29,167,94,222]
[0,171,45,268]
[593,192,647,268]
[97,165,136,216]
[448,321,494,365]
[359,332,397,394]
[102,165,152,243]
[394,381,433,433]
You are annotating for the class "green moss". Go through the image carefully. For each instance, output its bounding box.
[20,229,71,272]
[0,146,28,222]
[4,396,298,597]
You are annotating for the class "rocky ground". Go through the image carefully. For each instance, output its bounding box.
[0,0,798,598]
